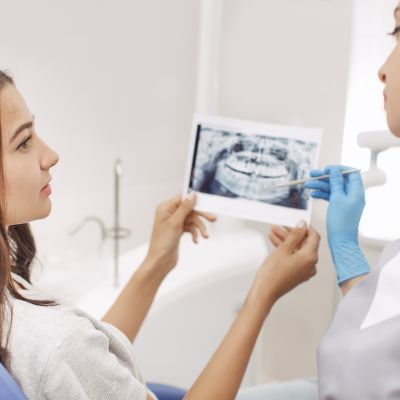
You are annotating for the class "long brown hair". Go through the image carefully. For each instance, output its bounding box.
[0,70,55,368]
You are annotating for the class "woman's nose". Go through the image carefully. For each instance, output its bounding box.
[41,144,59,170]
[50,148,60,169]
[378,66,387,84]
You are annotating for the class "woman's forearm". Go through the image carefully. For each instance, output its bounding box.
[101,256,167,342]
[185,280,275,400]
[339,274,368,296]
[183,223,319,399]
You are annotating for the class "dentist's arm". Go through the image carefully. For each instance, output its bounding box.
[184,224,320,399]
[339,275,368,296]
[102,193,216,342]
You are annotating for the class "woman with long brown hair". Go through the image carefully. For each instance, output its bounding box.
[0,69,320,399]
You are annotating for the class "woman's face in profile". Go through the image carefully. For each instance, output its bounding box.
[0,84,59,227]
[379,3,400,137]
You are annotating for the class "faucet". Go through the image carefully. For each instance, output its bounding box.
[69,158,131,287]
[69,216,108,240]
[109,159,132,287]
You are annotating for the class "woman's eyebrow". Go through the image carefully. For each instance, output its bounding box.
[9,116,35,144]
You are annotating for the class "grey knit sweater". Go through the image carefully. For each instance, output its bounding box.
[6,273,150,400]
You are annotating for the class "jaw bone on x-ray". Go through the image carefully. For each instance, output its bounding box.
[183,115,322,227]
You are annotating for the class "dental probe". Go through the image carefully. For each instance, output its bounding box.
[273,168,361,188]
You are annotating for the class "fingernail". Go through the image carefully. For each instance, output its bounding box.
[296,219,307,228]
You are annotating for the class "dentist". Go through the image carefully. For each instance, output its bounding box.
[271,2,400,398]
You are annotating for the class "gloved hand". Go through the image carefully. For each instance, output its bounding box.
[303,165,370,285]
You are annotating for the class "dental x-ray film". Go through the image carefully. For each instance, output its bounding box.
[183,114,322,226]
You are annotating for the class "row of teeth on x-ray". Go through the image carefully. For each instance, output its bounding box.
[225,151,289,179]
[214,150,291,200]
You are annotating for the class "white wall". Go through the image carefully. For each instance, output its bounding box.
[0,0,201,260]
[1,0,354,384]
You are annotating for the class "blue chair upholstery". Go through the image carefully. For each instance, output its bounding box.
[0,364,185,400]
[0,363,185,400]
[0,364,186,400]
[147,382,186,400]
[0,363,27,399]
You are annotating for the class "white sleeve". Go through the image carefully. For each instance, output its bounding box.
[39,320,148,400]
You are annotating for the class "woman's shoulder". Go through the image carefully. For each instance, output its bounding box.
[9,290,134,357]
[7,295,94,396]
[8,292,147,399]
[11,295,92,343]
[9,273,99,344]
[8,293,101,377]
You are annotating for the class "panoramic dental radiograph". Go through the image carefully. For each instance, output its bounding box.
[190,127,315,210]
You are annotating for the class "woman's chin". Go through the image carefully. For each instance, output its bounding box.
[387,115,400,138]
[37,202,52,220]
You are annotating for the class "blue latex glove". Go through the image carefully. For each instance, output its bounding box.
[304,165,370,285]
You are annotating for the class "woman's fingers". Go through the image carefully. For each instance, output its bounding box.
[158,193,217,227]
[309,169,325,177]
[324,164,353,174]
[190,216,209,239]
[280,223,308,253]
[184,216,210,242]
[270,225,290,241]
[301,225,321,254]
[304,179,331,202]
[194,210,217,222]
[307,266,318,280]
[309,169,329,182]
[304,180,330,192]
[183,210,217,239]
[310,191,330,201]
[268,231,284,247]
[169,193,197,227]
[184,223,199,244]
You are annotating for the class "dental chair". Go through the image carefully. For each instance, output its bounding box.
[0,363,27,399]
[0,362,187,400]
[0,366,186,400]
[147,382,186,400]
[357,130,400,251]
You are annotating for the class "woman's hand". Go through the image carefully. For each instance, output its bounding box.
[304,166,365,245]
[303,165,370,285]
[269,224,292,247]
[104,193,216,342]
[254,221,320,304]
[145,192,217,276]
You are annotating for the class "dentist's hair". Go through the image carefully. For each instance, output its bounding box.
[0,70,55,368]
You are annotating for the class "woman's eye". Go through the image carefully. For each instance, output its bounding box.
[390,26,400,37]
[17,135,33,151]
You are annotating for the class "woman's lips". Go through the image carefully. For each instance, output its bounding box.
[40,184,52,196]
